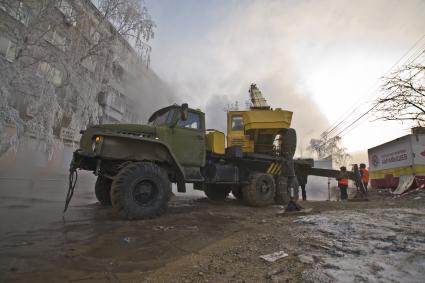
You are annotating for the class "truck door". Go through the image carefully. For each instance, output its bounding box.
[171,111,206,167]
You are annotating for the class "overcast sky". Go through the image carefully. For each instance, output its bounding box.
[144,0,425,155]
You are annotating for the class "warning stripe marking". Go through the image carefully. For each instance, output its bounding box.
[267,163,277,174]
[272,164,282,175]
[267,162,282,175]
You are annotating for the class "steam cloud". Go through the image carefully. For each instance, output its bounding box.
[121,66,178,121]
[148,0,425,156]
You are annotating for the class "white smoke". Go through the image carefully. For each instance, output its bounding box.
[147,0,425,155]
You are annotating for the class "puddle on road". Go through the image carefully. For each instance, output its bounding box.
[296,208,425,282]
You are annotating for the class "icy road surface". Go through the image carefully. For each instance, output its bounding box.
[297,208,425,283]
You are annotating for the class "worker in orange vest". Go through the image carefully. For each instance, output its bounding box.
[336,166,349,200]
[360,163,369,193]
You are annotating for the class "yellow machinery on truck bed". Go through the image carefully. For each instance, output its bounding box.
[199,84,303,207]
[206,83,294,156]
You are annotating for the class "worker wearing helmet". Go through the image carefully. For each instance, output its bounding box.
[336,166,349,200]
[359,163,369,193]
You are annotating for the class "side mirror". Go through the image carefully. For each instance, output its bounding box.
[181,103,188,121]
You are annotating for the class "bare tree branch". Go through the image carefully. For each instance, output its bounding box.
[308,133,351,167]
[372,60,425,126]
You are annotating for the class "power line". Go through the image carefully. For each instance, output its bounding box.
[333,50,425,138]
[326,39,425,138]
[322,33,425,137]
[333,105,377,137]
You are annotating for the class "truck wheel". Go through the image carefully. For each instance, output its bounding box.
[204,184,230,201]
[242,173,276,207]
[110,162,171,220]
[95,176,112,205]
[279,128,297,158]
[274,176,300,204]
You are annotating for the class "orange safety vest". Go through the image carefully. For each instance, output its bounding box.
[360,168,369,183]
[338,179,349,186]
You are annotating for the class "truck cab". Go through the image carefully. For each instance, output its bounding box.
[148,104,206,168]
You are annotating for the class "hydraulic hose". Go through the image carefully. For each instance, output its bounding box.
[63,168,78,213]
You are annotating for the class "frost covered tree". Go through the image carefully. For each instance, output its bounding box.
[373,62,425,126]
[0,0,155,158]
[308,133,350,167]
[94,0,155,64]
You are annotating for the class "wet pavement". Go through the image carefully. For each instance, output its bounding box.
[1,171,425,282]
[0,171,235,282]
[0,172,97,235]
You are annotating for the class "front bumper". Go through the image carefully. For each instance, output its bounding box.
[70,150,97,172]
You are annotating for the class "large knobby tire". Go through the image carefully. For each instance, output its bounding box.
[204,184,231,201]
[242,173,276,207]
[95,176,112,206]
[279,128,297,158]
[274,176,300,204]
[110,162,171,220]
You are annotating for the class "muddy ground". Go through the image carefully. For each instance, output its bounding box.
[0,173,424,283]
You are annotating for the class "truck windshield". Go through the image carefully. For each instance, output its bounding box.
[149,109,174,126]
[232,115,244,131]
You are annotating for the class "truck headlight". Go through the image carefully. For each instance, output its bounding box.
[92,136,103,152]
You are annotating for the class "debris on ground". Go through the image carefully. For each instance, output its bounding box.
[296,208,425,282]
[277,208,313,216]
[153,225,175,231]
[266,267,286,278]
[392,175,415,195]
[260,251,289,262]
[298,254,314,264]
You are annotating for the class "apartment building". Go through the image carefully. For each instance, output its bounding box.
[0,0,173,172]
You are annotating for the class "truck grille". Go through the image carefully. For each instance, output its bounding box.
[116,131,153,138]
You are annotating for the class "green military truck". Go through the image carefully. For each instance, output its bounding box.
[67,86,315,219]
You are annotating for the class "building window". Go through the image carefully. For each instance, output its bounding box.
[37,62,63,86]
[0,1,31,26]
[56,0,76,26]
[0,36,17,62]
[44,27,67,51]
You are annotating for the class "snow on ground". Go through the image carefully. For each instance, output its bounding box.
[296,208,425,283]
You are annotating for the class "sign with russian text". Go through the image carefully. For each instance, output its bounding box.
[368,135,413,171]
